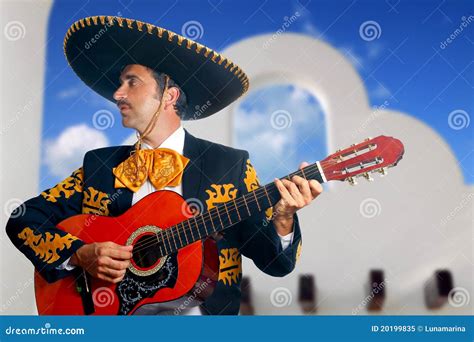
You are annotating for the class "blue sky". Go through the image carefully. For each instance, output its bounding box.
[40,0,473,189]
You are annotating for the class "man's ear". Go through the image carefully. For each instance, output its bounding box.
[164,86,180,109]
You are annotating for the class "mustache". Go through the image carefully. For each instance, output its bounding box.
[117,100,131,107]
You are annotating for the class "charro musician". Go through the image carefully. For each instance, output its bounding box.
[6,15,323,315]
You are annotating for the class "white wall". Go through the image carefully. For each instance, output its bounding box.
[0,0,52,315]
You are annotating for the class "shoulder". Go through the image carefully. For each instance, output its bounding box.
[193,135,249,163]
[83,145,133,165]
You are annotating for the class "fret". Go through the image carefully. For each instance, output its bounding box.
[162,229,172,253]
[201,213,209,235]
[208,210,217,233]
[252,190,261,211]
[175,224,183,246]
[215,206,224,228]
[170,228,178,250]
[300,167,307,180]
[223,202,232,225]
[242,194,251,215]
[262,186,272,207]
[181,221,189,245]
[157,232,168,256]
[233,198,241,221]
[194,216,202,239]
[187,219,195,241]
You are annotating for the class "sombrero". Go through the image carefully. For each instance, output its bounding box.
[63,16,249,120]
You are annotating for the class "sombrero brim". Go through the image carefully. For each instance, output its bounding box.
[63,16,249,120]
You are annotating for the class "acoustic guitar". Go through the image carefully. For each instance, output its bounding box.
[35,135,404,315]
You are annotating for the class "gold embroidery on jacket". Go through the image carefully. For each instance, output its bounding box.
[82,187,111,216]
[243,159,259,192]
[17,227,78,264]
[41,168,83,203]
[205,184,238,210]
[218,248,242,286]
[243,159,273,221]
[296,241,302,262]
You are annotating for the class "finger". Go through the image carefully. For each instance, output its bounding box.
[291,176,312,203]
[309,179,323,198]
[103,257,131,271]
[281,179,305,207]
[274,178,296,206]
[107,247,134,260]
[96,242,132,257]
[102,241,130,250]
[299,161,310,169]
[98,265,125,279]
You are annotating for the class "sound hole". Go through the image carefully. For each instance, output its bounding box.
[132,234,161,269]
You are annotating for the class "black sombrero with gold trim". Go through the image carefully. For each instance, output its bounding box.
[63,16,249,120]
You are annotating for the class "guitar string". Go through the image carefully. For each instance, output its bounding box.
[131,163,328,256]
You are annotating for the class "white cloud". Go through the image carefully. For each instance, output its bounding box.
[44,124,109,178]
[370,82,392,100]
[366,41,384,60]
[57,85,82,100]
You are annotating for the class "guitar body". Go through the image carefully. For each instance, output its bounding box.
[35,190,219,315]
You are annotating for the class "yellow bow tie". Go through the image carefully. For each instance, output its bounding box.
[113,148,190,193]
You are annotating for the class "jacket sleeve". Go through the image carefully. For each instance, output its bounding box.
[5,167,86,283]
[236,151,302,277]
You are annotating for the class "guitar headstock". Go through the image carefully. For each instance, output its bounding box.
[320,136,404,185]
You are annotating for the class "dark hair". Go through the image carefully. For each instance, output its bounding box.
[150,69,188,119]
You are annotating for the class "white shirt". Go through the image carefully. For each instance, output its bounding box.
[58,125,294,314]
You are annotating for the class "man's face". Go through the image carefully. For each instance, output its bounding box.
[113,64,161,132]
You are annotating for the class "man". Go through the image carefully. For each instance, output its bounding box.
[6,15,322,315]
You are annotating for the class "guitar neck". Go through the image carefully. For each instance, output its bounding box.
[157,162,325,257]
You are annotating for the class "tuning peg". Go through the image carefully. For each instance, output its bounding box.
[362,172,374,181]
[347,177,357,186]
[364,137,372,141]
[378,168,387,177]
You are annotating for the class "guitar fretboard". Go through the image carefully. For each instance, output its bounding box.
[155,162,325,257]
